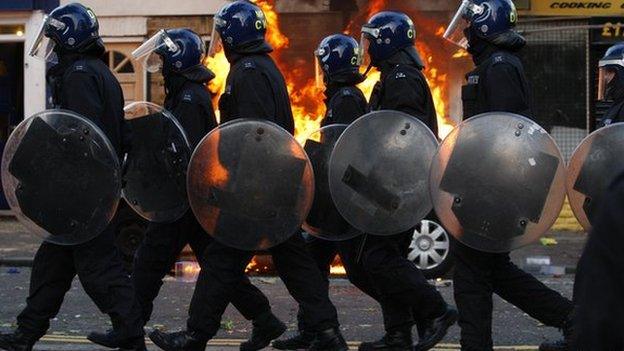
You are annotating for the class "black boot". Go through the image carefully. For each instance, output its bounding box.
[539,312,575,351]
[272,330,315,350]
[0,329,38,351]
[87,329,146,351]
[240,311,286,351]
[414,305,458,351]
[148,330,208,351]
[358,329,413,351]
[308,328,348,351]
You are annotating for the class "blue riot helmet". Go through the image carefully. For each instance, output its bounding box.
[28,3,101,64]
[314,34,364,87]
[207,0,269,57]
[360,11,423,68]
[443,0,518,49]
[132,28,206,74]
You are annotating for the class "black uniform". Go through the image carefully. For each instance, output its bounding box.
[573,172,624,350]
[131,67,271,324]
[296,83,378,333]
[455,39,573,350]
[186,52,340,339]
[598,100,624,128]
[15,52,144,341]
[362,50,448,332]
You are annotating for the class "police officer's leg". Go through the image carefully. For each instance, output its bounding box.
[452,239,495,351]
[188,241,254,340]
[132,216,189,323]
[273,235,337,350]
[361,233,447,321]
[492,255,573,326]
[188,219,282,351]
[76,227,144,347]
[270,234,347,351]
[14,243,76,340]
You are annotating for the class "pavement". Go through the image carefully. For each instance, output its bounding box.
[0,217,586,350]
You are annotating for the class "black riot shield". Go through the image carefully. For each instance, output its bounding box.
[430,112,566,253]
[567,122,624,231]
[1,110,121,245]
[303,125,361,241]
[187,119,314,251]
[328,110,439,236]
[122,102,191,223]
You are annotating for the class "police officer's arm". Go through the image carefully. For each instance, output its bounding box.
[485,62,530,114]
[232,68,276,122]
[61,71,105,125]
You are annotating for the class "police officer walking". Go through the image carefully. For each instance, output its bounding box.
[123,28,283,351]
[148,2,348,350]
[442,1,574,350]
[356,11,457,351]
[272,33,375,350]
[596,42,624,128]
[0,4,145,351]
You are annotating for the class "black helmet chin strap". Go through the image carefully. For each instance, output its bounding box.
[362,62,374,77]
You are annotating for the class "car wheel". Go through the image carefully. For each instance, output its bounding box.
[408,219,454,279]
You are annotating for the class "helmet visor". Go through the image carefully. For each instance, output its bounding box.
[598,65,618,101]
[443,0,484,49]
[207,18,225,57]
[314,55,324,90]
[28,15,63,64]
[359,29,376,70]
[132,29,179,72]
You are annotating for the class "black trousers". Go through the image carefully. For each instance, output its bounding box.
[300,232,445,333]
[296,235,380,331]
[359,232,447,331]
[452,239,573,351]
[132,211,270,323]
[16,225,144,340]
[187,234,339,339]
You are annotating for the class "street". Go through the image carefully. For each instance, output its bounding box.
[0,218,582,350]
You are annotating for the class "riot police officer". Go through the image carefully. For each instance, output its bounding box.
[148,2,348,351]
[596,42,624,128]
[124,28,283,351]
[443,1,574,350]
[357,11,457,351]
[0,4,145,350]
[272,33,373,350]
[573,171,624,350]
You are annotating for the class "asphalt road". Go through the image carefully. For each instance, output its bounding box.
[0,269,574,350]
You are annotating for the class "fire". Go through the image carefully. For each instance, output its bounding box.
[204,0,464,273]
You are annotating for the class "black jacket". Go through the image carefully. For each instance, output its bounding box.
[599,100,624,128]
[321,84,368,127]
[164,67,218,149]
[48,53,126,156]
[574,172,624,350]
[369,54,438,136]
[218,53,294,134]
[462,37,533,120]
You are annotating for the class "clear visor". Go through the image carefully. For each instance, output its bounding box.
[207,18,225,57]
[598,66,618,101]
[132,29,179,73]
[314,55,324,90]
[359,30,374,70]
[443,0,484,49]
[28,15,65,64]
